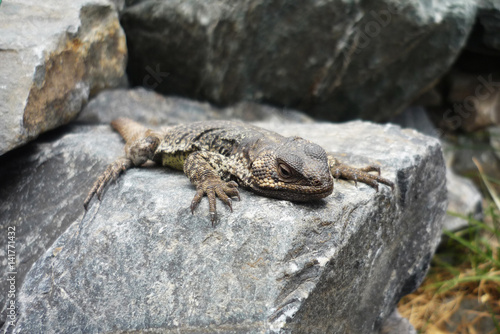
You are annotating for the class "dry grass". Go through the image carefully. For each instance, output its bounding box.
[398,160,500,333]
[398,264,500,333]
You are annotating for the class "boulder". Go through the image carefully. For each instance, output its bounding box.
[120,0,476,122]
[444,169,483,232]
[390,107,483,232]
[430,69,500,133]
[77,87,314,125]
[0,0,127,156]
[0,90,312,327]
[0,125,124,327]
[475,0,500,53]
[2,118,446,333]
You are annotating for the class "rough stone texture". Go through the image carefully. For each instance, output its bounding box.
[0,0,127,156]
[4,121,446,333]
[77,87,314,125]
[0,125,124,327]
[0,93,307,327]
[120,0,476,122]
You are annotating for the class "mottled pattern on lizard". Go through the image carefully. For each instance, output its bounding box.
[84,118,394,225]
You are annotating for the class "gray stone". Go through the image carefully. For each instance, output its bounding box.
[380,310,416,334]
[490,126,500,160]
[390,106,442,138]
[477,0,500,52]
[0,91,308,328]
[120,0,476,122]
[77,87,314,125]
[4,121,446,333]
[0,125,124,327]
[0,0,127,156]
[446,297,499,333]
[444,169,483,232]
[390,106,483,232]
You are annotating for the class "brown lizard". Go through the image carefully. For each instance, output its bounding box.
[84,118,394,225]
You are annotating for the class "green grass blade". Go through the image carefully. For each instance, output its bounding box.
[442,230,500,268]
[446,211,500,237]
[432,256,461,276]
[428,274,500,293]
[473,157,500,210]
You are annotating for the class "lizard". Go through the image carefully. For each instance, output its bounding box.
[84,118,394,225]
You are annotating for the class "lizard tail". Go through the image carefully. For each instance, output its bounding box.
[111,118,149,143]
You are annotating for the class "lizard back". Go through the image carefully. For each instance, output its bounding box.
[154,120,284,170]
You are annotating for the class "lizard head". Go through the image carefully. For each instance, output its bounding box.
[249,137,333,201]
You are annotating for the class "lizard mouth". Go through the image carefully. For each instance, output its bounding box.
[250,182,333,202]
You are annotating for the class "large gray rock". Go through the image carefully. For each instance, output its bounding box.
[120,0,476,121]
[4,120,446,333]
[77,87,314,125]
[390,107,483,232]
[444,169,483,231]
[0,0,127,156]
[0,91,309,328]
[476,0,500,52]
[0,125,124,327]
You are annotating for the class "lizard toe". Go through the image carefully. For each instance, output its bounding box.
[215,187,233,212]
[206,187,218,222]
[226,187,240,200]
[190,178,241,225]
[224,182,240,200]
[190,189,205,214]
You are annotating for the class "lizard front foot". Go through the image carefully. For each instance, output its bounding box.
[190,178,240,226]
[328,156,394,191]
[332,164,394,191]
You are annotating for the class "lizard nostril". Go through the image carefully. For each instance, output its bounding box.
[311,179,321,186]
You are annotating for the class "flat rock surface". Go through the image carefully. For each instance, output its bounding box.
[4,121,447,333]
[0,0,127,156]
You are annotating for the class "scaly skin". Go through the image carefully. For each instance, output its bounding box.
[84,118,394,225]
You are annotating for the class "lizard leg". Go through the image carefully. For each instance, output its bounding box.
[327,155,394,191]
[184,151,240,225]
[84,134,160,210]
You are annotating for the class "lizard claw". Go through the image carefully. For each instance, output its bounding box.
[190,178,240,226]
[84,157,132,210]
[210,212,217,227]
[190,189,205,214]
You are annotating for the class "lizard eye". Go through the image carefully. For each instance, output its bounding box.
[278,163,293,179]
